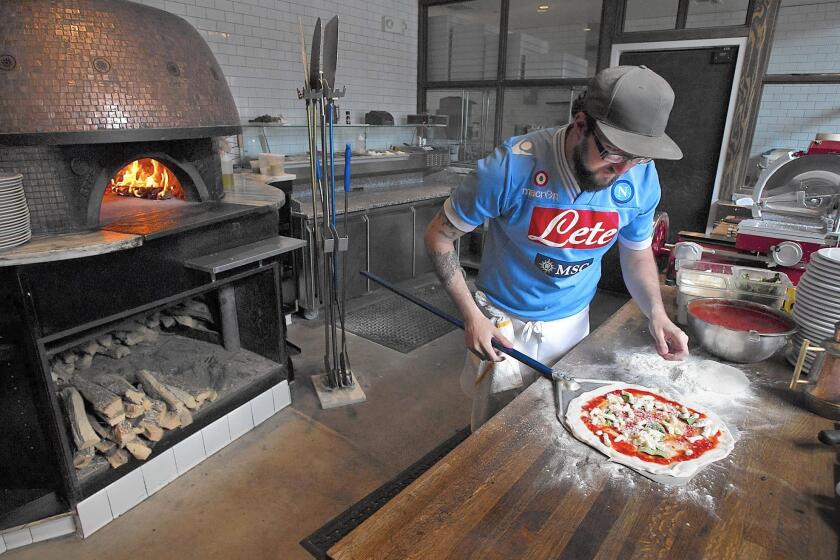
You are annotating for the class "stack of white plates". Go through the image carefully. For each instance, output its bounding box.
[0,173,31,250]
[787,247,840,373]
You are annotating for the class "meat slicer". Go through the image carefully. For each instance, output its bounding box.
[659,134,840,285]
[734,133,840,282]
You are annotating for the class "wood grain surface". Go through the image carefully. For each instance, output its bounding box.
[329,293,839,560]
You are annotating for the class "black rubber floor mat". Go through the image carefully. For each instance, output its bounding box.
[344,283,459,353]
[300,426,471,560]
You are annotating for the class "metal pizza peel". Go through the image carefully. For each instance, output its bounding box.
[552,371,697,487]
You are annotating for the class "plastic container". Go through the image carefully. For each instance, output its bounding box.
[675,260,791,324]
[731,266,791,308]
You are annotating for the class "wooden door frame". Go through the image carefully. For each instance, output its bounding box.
[610,38,747,233]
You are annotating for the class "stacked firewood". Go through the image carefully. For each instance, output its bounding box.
[59,369,218,470]
[48,299,217,384]
[51,297,220,470]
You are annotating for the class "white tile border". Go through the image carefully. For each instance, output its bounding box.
[73,380,290,539]
[1,527,32,550]
[29,514,77,544]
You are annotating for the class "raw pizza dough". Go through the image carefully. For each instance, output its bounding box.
[565,382,735,479]
[675,360,750,395]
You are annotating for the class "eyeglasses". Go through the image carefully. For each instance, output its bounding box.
[592,131,651,165]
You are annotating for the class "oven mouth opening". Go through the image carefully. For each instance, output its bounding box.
[107,158,186,201]
[99,157,196,227]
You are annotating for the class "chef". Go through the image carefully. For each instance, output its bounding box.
[425,65,690,430]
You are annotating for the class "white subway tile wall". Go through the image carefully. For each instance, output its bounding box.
[132,0,418,127]
[751,0,840,156]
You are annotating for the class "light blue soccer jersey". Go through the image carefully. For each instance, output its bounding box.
[444,127,662,321]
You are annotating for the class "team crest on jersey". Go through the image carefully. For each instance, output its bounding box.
[534,254,594,277]
[611,180,634,204]
[527,207,619,249]
[533,170,549,187]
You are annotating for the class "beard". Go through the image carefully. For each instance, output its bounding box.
[571,135,617,192]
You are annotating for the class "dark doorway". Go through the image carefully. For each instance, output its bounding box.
[599,44,739,293]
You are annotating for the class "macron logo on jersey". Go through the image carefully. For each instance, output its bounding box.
[527,208,619,249]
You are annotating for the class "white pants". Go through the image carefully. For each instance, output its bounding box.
[461,295,590,431]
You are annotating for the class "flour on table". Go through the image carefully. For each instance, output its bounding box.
[613,352,750,400]
[674,360,750,395]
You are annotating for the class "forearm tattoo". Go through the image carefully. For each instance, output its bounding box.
[430,248,461,288]
[429,208,466,287]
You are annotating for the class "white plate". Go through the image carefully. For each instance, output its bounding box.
[0,189,25,200]
[799,275,840,295]
[810,258,840,276]
[0,223,30,238]
[0,195,26,206]
[797,278,840,301]
[794,300,840,321]
[795,290,840,314]
[809,253,840,270]
[0,201,28,214]
[0,231,30,249]
[0,173,22,181]
[0,213,29,226]
[793,317,836,340]
[816,247,840,265]
[803,268,840,286]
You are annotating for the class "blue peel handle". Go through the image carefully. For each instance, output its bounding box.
[344,144,351,192]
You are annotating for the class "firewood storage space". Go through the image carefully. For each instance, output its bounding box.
[0,206,294,515]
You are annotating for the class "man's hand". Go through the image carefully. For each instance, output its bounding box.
[649,310,689,360]
[464,311,513,362]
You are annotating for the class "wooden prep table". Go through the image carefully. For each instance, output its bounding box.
[328,289,838,560]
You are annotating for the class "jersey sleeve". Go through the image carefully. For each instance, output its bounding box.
[618,162,662,250]
[445,144,513,232]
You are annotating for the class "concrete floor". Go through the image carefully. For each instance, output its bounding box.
[5,278,627,560]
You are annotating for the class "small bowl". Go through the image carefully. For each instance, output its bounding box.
[687,298,797,363]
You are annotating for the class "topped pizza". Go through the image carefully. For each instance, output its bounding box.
[565,383,735,479]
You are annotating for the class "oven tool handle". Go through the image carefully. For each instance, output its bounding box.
[339,144,352,384]
[360,271,553,378]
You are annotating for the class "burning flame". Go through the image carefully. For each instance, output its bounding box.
[108,158,185,200]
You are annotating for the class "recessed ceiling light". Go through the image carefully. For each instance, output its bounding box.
[583,25,592,31]
[537,4,549,12]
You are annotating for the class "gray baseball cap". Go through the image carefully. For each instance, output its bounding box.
[582,65,683,160]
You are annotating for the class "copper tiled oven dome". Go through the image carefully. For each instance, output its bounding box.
[0,0,239,140]
[0,0,241,235]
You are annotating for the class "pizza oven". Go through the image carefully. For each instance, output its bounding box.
[0,0,292,532]
[0,0,240,235]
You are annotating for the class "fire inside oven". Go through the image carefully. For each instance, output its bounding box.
[106,158,185,201]
[99,157,191,225]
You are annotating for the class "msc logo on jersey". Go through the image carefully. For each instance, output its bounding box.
[533,170,549,187]
[534,254,594,277]
[527,208,619,249]
[611,180,634,205]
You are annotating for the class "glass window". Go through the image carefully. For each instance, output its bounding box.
[426,89,496,162]
[686,0,749,28]
[500,86,582,139]
[767,0,840,74]
[624,0,678,32]
[505,2,601,79]
[426,0,501,82]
